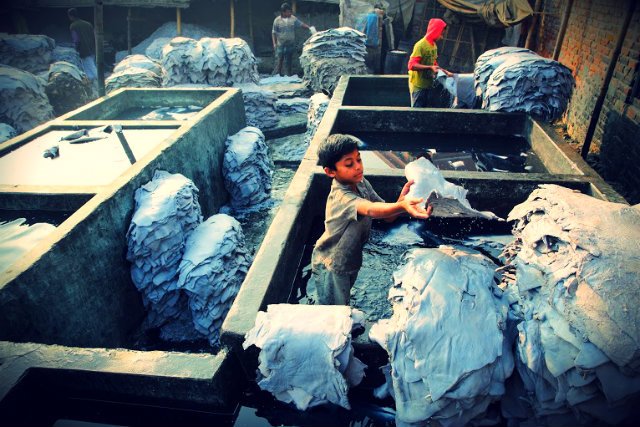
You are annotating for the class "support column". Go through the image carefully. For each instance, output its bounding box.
[127,7,132,55]
[552,0,574,61]
[176,7,182,36]
[94,0,105,96]
[524,0,542,50]
[230,0,235,38]
[248,0,254,49]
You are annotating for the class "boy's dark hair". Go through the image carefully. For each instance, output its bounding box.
[280,2,292,12]
[67,8,78,18]
[318,134,361,170]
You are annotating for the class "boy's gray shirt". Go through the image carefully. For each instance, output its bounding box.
[312,177,384,275]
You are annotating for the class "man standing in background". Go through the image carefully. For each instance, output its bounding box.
[272,2,314,76]
[67,8,97,83]
[357,3,385,74]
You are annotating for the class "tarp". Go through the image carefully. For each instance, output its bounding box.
[436,0,533,27]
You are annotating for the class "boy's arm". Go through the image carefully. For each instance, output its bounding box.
[356,197,432,220]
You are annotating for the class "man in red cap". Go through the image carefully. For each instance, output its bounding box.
[407,18,452,107]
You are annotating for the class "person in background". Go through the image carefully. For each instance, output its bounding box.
[272,2,314,76]
[407,18,453,107]
[311,134,432,305]
[357,3,385,74]
[67,8,97,83]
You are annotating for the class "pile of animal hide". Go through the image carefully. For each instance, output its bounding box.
[222,38,259,85]
[161,37,204,86]
[0,218,56,275]
[222,127,273,214]
[45,61,92,116]
[243,304,367,410]
[115,21,219,62]
[126,170,203,340]
[106,67,162,93]
[160,36,258,87]
[0,123,16,142]
[236,83,279,129]
[275,97,310,114]
[113,54,163,76]
[258,74,311,98]
[0,65,54,133]
[0,33,55,74]
[474,47,535,98]
[481,52,574,122]
[499,184,640,425]
[196,37,228,86]
[300,27,368,93]
[177,214,250,345]
[52,45,82,70]
[370,246,513,427]
[304,92,330,144]
[405,157,500,219]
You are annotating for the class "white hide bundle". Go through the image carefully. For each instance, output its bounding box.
[0,65,54,133]
[404,157,499,219]
[500,184,640,425]
[0,123,16,143]
[113,54,163,76]
[300,27,368,93]
[483,55,574,122]
[304,92,330,144]
[126,171,203,338]
[161,37,205,86]
[0,33,55,73]
[177,214,250,345]
[222,127,273,213]
[197,38,228,86]
[106,66,162,93]
[474,47,535,98]
[45,61,92,116]
[115,21,220,62]
[236,83,279,129]
[370,246,512,427]
[222,38,259,85]
[0,218,55,275]
[243,304,367,410]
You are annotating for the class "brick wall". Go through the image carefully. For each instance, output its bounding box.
[537,0,562,58]
[552,0,640,153]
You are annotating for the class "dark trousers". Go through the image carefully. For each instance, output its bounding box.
[273,43,294,76]
[365,45,381,74]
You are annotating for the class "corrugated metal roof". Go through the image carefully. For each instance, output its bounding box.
[8,0,191,8]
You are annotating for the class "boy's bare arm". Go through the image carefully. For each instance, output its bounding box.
[356,198,432,220]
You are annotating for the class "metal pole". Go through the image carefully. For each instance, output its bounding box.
[230,0,235,38]
[94,0,105,96]
[114,125,137,164]
[292,0,297,14]
[524,0,542,50]
[176,7,182,36]
[127,7,132,55]
[581,0,636,158]
[552,0,573,61]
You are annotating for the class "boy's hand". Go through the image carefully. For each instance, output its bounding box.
[402,197,433,219]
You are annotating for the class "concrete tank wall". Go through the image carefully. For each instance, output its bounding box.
[0,88,246,348]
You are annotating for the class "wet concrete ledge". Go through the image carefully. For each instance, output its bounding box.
[0,341,243,423]
[0,88,246,348]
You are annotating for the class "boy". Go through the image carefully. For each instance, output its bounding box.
[407,18,453,107]
[311,134,432,305]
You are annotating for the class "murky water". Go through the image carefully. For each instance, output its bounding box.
[292,218,513,322]
[354,132,546,173]
[116,105,203,121]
